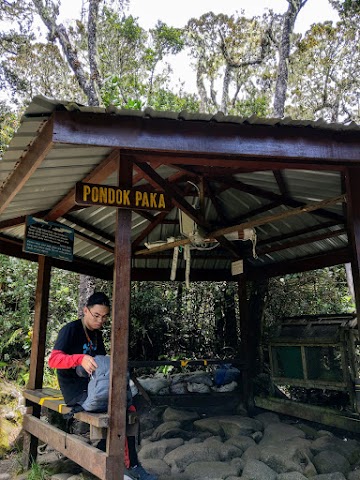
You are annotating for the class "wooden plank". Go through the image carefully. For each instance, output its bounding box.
[0,118,54,215]
[22,414,107,480]
[23,389,109,428]
[53,111,360,164]
[254,396,360,433]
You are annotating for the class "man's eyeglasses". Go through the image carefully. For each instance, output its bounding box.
[88,308,109,322]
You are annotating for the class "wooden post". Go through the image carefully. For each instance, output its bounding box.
[345,167,360,332]
[238,275,253,411]
[23,255,52,469]
[106,153,133,480]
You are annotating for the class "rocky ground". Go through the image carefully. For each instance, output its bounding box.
[2,401,360,480]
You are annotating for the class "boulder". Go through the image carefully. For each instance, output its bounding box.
[163,438,240,472]
[311,436,360,464]
[162,407,199,423]
[241,459,277,480]
[312,451,350,476]
[277,473,308,480]
[194,416,263,438]
[184,461,240,479]
[259,423,306,447]
[258,444,315,475]
[138,437,184,461]
[254,412,281,429]
[225,436,255,453]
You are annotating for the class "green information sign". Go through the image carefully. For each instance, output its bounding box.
[23,216,74,262]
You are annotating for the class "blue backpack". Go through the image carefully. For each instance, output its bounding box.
[76,355,132,412]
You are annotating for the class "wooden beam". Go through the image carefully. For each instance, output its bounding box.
[74,229,114,253]
[133,161,208,229]
[248,247,350,279]
[204,178,228,224]
[107,155,133,480]
[0,234,113,280]
[218,177,343,223]
[28,255,52,389]
[132,211,169,250]
[53,111,360,164]
[22,415,108,479]
[63,214,115,243]
[133,161,240,258]
[0,210,50,231]
[126,152,347,171]
[255,396,360,433]
[135,195,346,256]
[229,201,283,226]
[257,220,341,247]
[345,167,360,332]
[23,255,52,468]
[211,194,346,238]
[273,170,289,196]
[45,149,119,221]
[257,228,346,256]
[0,118,53,215]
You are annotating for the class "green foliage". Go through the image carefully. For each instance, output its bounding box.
[0,104,20,154]
[26,461,49,480]
[263,266,355,340]
[149,88,199,112]
[0,255,79,383]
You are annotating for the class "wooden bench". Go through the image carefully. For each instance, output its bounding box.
[23,387,138,440]
[22,387,139,480]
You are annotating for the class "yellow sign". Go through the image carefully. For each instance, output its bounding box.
[75,182,171,212]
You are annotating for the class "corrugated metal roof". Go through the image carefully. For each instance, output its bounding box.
[0,95,358,279]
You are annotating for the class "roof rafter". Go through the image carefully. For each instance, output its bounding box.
[133,160,241,258]
[0,117,54,215]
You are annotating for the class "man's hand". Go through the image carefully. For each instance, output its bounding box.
[81,355,98,375]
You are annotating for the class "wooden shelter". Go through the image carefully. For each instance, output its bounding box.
[1,95,360,480]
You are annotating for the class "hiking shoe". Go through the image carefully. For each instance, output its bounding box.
[123,467,140,480]
[129,465,158,480]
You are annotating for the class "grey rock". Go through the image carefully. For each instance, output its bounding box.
[163,439,233,471]
[139,459,171,476]
[348,470,360,480]
[149,421,181,440]
[310,474,347,480]
[241,445,261,463]
[37,452,63,465]
[194,416,263,438]
[184,461,240,479]
[260,423,306,447]
[311,436,360,464]
[251,431,263,443]
[276,473,307,480]
[162,407,200,423]
[0,474,11,480]
[241,459,277,480]
[225,436,255,453]
[254,412,281,429]
[138,438,184,461]
[50,475,73,480]
[259,444,314,475]
[312,451,350,475]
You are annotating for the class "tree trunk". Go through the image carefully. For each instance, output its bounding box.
[77,274,96,317]
[273,0,308,117]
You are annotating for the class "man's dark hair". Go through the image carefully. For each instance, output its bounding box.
[86,292,110,308]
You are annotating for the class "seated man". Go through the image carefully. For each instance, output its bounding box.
[48,291,156,480]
